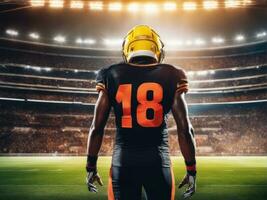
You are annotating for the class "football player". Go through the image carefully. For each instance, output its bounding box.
[86,25,196,200]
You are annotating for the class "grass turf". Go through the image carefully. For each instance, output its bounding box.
[0,156,266,200]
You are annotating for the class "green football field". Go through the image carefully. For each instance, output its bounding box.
[0,156,266,200]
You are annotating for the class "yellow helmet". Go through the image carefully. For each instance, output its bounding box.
[122,25,165,63]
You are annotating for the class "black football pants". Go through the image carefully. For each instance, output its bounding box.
[108,166,175,200]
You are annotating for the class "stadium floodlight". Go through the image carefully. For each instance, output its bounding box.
[242,0,252,5]
[76,38,96,44]
[32,66,42,72]
[127,3,140,12]
[185,40,193,46]
[187,71,195,76]
[194,38,206,46]
[183,2,197,11]
[203,1,218,10]
[197,70,209,76]
[103,39,123,46]
[144,3,159,13]
[49,0,64,8]
[29,32,40,40]
[30,0,45,7]
[6,29,19,36]
[165,39,184,47]
[83,39,96,44]
[235,34,245,42]
[89,1,103,10]
[163,2,177,11]
[54,35,66,43]
[256,31,267,38]
[212,37,225,44]
[225,0,241,8]
[76,38,83,44]
[209,70,215,74]
[108,2,122,11]
[70,1,84,9]
[44,67,52,72]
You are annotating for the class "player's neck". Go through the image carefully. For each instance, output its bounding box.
[129,56,157,66]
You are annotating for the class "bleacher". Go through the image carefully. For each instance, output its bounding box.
[0,40,266,155]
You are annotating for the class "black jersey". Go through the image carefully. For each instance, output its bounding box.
[96,62,188,167]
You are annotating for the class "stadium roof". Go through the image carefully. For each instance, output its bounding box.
[0,0,267,50]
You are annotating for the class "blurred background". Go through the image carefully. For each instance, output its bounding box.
[0,0,267,156]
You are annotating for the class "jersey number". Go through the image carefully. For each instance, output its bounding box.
[115,82,163,128]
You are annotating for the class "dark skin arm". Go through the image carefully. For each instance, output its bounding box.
[87,90,111,157]
[172,91,196,198]
[171,92,196,163]
[86,90,111,193]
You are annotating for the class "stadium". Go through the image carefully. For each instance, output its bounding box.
[0,0,267,200]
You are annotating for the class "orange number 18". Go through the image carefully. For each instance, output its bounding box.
[115,82,163,128]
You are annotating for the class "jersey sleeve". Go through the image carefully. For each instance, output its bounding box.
[95,68,108,93]
[175,68,189,94]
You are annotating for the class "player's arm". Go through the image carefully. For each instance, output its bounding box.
[171,91,196,199]
[172,91,196,171]
[86,90,111,193]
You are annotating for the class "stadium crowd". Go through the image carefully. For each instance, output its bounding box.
[1,62,267,104]
[167,52,267,70]
[0,41,266,156]
[1,47,267,71]
[0,102,266,155]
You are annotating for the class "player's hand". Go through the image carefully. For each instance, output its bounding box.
[86,169,103,193]
[178,173,196,199]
